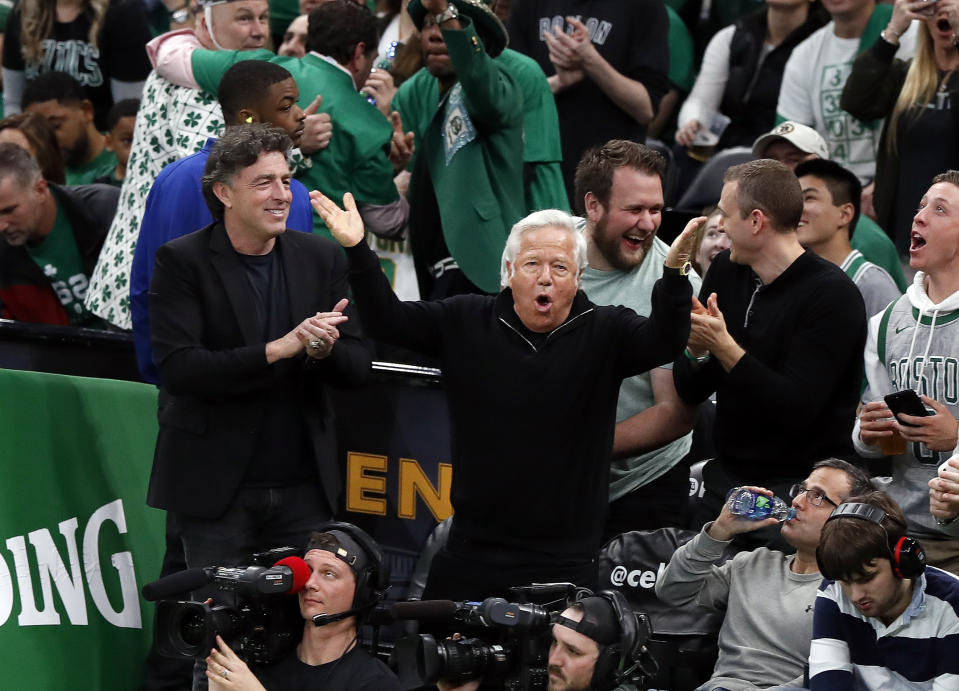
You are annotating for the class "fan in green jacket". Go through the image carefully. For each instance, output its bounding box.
[393,0,525,297]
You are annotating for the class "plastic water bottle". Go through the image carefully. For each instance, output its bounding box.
[725,487,795,521]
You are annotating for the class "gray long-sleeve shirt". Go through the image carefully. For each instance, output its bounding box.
[655,525,822,691]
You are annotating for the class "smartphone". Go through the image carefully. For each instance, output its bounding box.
[884,390,930,426]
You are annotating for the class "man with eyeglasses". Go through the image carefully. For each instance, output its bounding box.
[656,458,873,691]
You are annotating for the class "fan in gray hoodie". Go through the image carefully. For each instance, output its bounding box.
[854,170,959,570]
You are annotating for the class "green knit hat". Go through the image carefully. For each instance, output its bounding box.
[407,0,509,57]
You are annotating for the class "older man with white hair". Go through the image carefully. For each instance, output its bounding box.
[312,189,701,601]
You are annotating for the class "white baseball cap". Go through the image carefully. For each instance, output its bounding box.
[752,121,829,159]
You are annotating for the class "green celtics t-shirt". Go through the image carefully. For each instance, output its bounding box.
[66,145,117,185]
[25,204,98,326]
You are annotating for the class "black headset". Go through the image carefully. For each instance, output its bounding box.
[310,521,390,625]
[571,589,649,690]
[817,502,926,580]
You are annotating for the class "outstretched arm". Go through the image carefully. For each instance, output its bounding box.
[310,190,443,354]
[429,2,523,129]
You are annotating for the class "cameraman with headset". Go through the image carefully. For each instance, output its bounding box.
[203,522,401,690]
[438,591,648,691]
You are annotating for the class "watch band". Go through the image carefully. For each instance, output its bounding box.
[663,262,691,276]
[937,512,959,528]
[434,4,459,25]
[683,348,711,364]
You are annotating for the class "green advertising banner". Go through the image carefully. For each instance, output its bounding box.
[0,363,454,688]
[0,368,164,689]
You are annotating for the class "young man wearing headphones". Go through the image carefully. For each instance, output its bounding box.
[810,491,959,689]
[202,522,401,690]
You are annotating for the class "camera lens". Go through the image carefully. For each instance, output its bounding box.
[156,602,245,658]
[178,611,208,648]
[438,638,509,684]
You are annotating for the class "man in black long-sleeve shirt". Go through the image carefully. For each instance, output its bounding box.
[313,190,700,600]
[507,0,669,203]
[674,159,866,543]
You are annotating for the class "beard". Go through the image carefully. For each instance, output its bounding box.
[64,131,91,169]
[547,664,591,691]
[590,213,654,272]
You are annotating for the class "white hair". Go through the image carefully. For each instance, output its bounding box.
[500,209,587,288]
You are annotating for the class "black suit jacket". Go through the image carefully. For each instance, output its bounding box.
[146,222,371,519]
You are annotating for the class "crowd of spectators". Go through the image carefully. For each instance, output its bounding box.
[3,0,959,689]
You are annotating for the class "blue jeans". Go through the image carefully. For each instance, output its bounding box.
[178,481,332,691]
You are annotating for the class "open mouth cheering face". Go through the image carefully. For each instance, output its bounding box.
[909,181,959,272]
[508,225,581,334]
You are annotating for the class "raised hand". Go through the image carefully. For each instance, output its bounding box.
[665,215,707,269]
[388,110,415,174]
[299,94,333,154]
[707,485,780,541]
[310,191,365,247]
[545,16,600,72]
[361,68,398,119]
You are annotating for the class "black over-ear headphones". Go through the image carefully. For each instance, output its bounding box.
[817,502,926,580]
[584,590,649,690]
[312,521,391,620]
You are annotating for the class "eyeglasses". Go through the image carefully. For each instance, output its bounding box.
[789,483,839,508]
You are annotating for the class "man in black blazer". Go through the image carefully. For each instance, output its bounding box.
[147,124,371,579]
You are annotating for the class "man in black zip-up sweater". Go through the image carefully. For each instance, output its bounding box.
[313,192,697,600]
[674,159,866,549]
